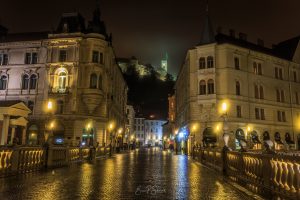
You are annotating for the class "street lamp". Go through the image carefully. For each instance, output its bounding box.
[220,102,230,150]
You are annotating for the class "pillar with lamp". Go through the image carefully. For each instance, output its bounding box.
[44,99,55,146]
[108,122,114,156]
[220,102,231,151]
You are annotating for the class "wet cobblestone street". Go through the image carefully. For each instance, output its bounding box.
[0,148,252,200]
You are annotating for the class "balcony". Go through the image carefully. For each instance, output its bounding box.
[49,87,71,94]
[82,88,104,114]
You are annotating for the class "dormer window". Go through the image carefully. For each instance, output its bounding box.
[0,53,8,65]
[25,52,38,64]
[59,50,67,62]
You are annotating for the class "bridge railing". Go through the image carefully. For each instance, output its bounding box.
[0,145,111,177]
[193,147,300,199]
[0,146,45,177]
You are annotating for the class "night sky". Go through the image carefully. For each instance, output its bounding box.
[1,0,300,76]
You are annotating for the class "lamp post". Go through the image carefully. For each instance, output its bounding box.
[108,122,114,156]
[45,100,55,146]
[221,102,230,150]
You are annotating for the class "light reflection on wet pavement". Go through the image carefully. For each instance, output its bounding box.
[0,148,252,200]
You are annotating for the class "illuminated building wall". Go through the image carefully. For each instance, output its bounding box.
[0,10,128,146]
[175,31,300,149]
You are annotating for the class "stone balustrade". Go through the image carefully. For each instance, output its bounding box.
[0,146,45,177]
[0,145,111,177]
[193,147,300,199]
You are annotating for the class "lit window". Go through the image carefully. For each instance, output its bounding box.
[58,71,67,89]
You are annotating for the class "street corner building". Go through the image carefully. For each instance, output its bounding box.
[0,6,128,146]
[175,10,300,153]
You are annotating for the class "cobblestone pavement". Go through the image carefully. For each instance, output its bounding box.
[0,148,253,200]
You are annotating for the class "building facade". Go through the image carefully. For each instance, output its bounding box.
[145,119,167,146]
[134,117,145,145]
[175,12,300,152]
[0,7,127,146]
[125,105,135,144]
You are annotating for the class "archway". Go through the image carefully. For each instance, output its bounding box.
[202,127,217,147]
[28,124,39,145]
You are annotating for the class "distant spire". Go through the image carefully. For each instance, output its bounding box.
[199,0,215,45]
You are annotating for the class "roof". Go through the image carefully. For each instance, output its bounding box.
[0,32,49,43]
[273,36,300,60]
[198,11,215,45]
[209,33,300,61]
[56,12,86,33]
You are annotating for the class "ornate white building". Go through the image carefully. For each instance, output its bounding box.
[144,119,167,146]
[175,11,300,152]
[0,6,127,146]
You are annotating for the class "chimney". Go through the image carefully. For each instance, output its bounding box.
[239,32,247,41]
[257,39,264,47]
[229,29,235,38]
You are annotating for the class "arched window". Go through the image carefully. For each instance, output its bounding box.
[207,79,214,94]
[0,75,7,90]
[58,71,67,90]
[22,74,29,89]
[236,81,240,95]
[98,74,103,90]
[199,80,206,95]
[199,57,206,69]
[259,86,264,99]
[56,100,64,114]
[90,73,98,89]
[29,74,37,89]
[207,56,214,68]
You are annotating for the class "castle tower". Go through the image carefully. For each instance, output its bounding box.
[161,52,168,72]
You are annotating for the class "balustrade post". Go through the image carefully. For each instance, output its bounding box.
[11,147,20,173]
[79,147,83,161]
[65,147,70,163]
[46,147,54,168]
[261,154,272,196]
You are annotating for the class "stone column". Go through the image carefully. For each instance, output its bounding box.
[10,126,16,144]
[0,115,10,145]
[21,127,27,145]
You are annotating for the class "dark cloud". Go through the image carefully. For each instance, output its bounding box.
[1,0,300,76]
